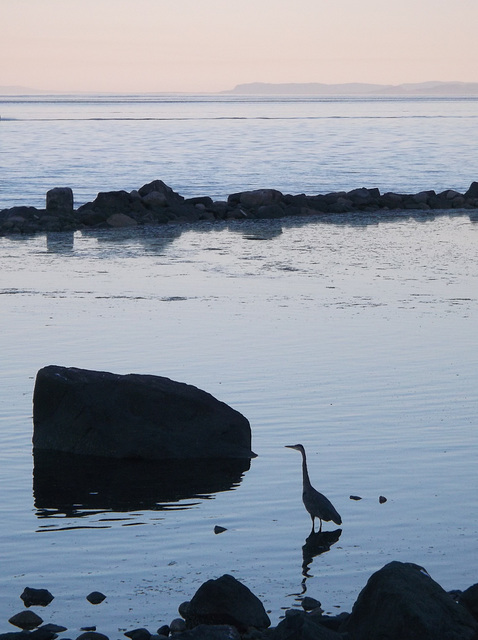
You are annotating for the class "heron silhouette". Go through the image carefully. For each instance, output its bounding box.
[286,444,342,532]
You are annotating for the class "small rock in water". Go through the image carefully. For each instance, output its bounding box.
[20,587,54,607]
[350,495,362,501]
[156,626,170,637]
[379,495,387,504]
[29,627,59,640]
[301,596,322,612]
[9,611,43,630]
[214,525,227,534]
[41,624,68,634]
[80,628,96,632]
[86,591,106,605]
[124,630,151,640]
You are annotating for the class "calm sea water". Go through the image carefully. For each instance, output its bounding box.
[0,96,477,635]
[1,94,478,208]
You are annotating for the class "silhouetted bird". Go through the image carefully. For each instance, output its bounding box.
[285,444,342,532]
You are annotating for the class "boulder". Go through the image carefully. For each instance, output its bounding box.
[464,181,478,199]
[184,574,271,632]
[269,609,342,640]
[106,213,138,227]
[138,179,185,207]
[342,561,478,640]
[8,612,43,631]
[174,626,240,640]
[459,583,478,621]
[46,187,73,215]
[32,366,254,460]
[228,189,283,209]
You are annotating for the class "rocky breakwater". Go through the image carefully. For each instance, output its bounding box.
[1,180,478,235]
[2,563,478,640]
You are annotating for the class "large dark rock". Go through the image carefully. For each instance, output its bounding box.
[342,561,478,640]
[32,366,254,460]
[459,583,478,622]
[184,574,271,632]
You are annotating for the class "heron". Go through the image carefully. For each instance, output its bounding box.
[285,444,342,532]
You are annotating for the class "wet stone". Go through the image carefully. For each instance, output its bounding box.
[86,591,106,605]
[124,630,151,640]
[9,611,44,630]
[76,633,109,640]
[20,587,54,607]
[301,596,321,612]
[169,618,187,633]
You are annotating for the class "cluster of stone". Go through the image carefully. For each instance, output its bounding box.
[2,565,478,640]
[1,180,478,236]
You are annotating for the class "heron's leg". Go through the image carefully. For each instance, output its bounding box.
[310,515,315,533]
[319,519,323,533]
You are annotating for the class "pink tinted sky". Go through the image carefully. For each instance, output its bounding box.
[2,0,478,92]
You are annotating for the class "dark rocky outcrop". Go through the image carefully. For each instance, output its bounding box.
[183,574,271,632]
[342,561,478,640]
[32,365,254,460]
[1,180,478,235]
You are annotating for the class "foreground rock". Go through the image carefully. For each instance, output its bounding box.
[342,561,478,640]
[182,574,271,632]
[2,565,478,639]
[1,180,478,235]
[33,365,254,459]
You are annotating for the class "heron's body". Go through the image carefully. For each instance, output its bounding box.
[286,443,342,532]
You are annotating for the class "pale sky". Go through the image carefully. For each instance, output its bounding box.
[2,0,478,92]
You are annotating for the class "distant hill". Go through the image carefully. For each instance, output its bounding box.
[224,81,478,96]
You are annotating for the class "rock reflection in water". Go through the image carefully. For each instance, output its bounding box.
[33,449,250,518]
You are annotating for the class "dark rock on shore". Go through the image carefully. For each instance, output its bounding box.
[342,561,478,640]
[2,565,478,640]
[1,180,478,236]
[183,574,271,632]
[32,365,254,460]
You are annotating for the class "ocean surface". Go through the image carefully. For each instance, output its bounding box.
[1,93,478,208]
[0,95,477,635]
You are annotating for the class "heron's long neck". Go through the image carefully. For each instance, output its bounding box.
[301,451,311,488]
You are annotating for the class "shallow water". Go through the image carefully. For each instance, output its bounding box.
[0,212,477,634]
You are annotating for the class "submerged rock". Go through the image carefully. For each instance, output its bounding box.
[33,365,254,460]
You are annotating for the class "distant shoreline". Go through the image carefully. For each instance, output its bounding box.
[222,81,478,96]
[2,81,478,97]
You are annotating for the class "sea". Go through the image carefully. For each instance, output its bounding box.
[0,94,477,635]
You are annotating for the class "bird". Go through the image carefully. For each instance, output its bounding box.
[285,443,342,532]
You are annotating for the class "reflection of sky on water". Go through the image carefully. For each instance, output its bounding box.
[0,213,477,634]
